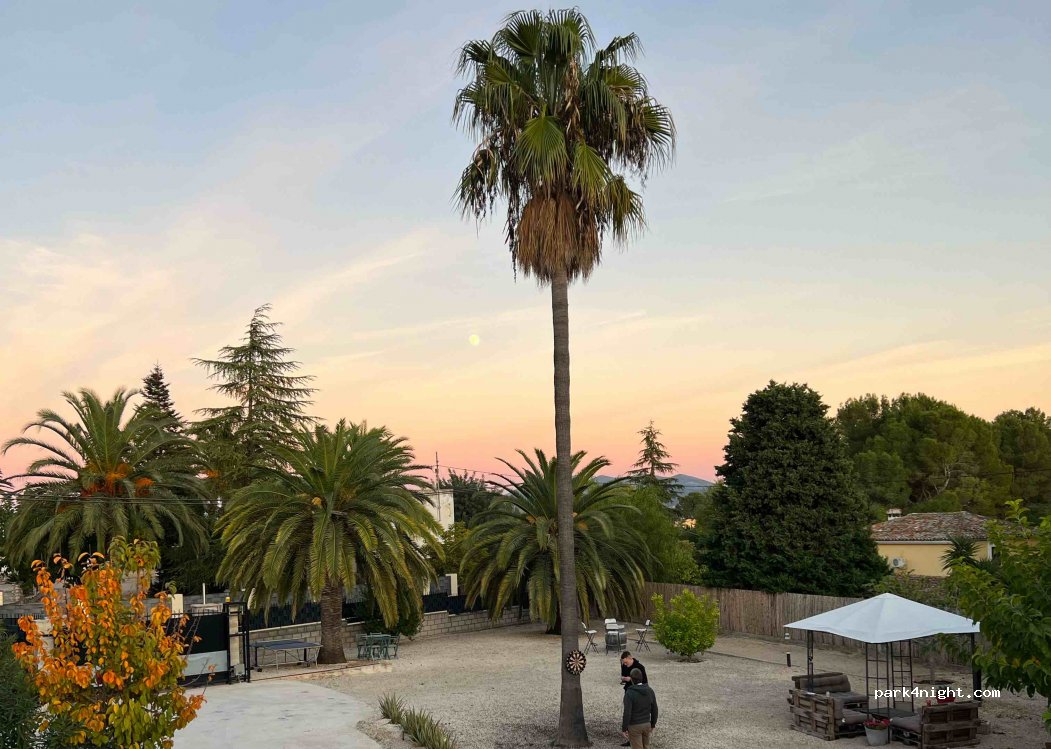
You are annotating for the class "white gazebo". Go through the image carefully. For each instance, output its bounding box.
[785,593,981,715]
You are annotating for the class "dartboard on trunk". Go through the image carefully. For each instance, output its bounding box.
[565,649,586,675]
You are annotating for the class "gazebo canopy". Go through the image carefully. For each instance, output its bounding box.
[784,593,980,643]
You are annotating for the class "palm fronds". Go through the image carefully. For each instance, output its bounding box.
[453,8,674,284]
[2,388,206,565]
[461,449,651,630]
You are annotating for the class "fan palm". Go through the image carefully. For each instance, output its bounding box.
[454,10,673,744]
[217,420,441,664]
[2,388,207,566]
[462,450,650,633]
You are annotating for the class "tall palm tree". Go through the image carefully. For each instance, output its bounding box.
[217,420,441,664]
[2,388,207,566]
[462,450,649,632]
[454,9,674,744]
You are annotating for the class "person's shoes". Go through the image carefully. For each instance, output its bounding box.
[620,742,631,747]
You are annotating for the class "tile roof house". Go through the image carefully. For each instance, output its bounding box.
[870,511,995,577]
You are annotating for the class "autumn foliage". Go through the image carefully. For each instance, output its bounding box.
[14,537,204,747]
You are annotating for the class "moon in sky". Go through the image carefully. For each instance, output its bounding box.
[468,334,481,346]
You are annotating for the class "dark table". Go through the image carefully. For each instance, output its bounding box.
[253,639,321,671]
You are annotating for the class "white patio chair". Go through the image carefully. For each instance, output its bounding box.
[580,621,598,654]
[635,620,652,651]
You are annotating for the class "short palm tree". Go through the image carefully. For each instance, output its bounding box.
[454,10,673,744]
[217,420,441,664]
[2,388,207,566]
[462,449,650,633]
[941,535,997,574]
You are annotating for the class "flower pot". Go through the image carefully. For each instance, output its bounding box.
[865,727,890,746]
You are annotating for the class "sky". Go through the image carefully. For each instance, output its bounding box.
[1,1,1049,482]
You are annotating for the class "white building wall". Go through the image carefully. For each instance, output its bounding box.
[427,489,455,531]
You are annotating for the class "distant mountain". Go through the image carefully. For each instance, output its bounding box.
[594,473,715,493]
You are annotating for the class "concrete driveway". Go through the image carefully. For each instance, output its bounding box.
[174,679,381,748]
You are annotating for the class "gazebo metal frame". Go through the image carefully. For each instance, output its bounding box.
[799,628,981,719]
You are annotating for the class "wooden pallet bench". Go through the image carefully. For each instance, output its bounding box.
[891,701,980,748]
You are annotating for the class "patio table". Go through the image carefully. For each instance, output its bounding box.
[605,624,627,654]
[357,633,394,660]
[253,639,321,671]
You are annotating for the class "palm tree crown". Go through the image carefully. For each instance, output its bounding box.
[217,420,441,661]
[2,388,206,565]
[462,449,650,631]
[455,8,674,283]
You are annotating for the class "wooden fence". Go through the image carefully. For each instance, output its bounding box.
[643,582,863,650]
[643,582,971,667]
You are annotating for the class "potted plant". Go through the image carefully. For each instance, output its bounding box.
[863,717,891,746]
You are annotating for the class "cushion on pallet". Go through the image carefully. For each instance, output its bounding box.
[890,714,922,733]
[841,708,869,726]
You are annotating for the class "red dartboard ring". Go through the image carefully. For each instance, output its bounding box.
[565,649,587,675]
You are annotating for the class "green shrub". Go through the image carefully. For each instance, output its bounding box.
[1,636,75,749]
[651,589,719,661]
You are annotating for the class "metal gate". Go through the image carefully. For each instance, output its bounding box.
[174,601,251,685]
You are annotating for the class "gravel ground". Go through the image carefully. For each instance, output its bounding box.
[316,624,1047,749]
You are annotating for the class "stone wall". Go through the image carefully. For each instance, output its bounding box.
[0,582,25,607]
[251,605,529,650]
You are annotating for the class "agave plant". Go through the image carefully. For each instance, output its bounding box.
[379,693,405,724]
[462,449,651,633]
[3,388,207,566]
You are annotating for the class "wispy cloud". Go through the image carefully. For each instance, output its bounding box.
[274,237,428,326]
[722,86,1039,205]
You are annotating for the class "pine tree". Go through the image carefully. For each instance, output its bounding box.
[192,305,315,491]
[140,364,183,428]
[628,421,680,493]
[193,305,314,452]
[701,382,887,596]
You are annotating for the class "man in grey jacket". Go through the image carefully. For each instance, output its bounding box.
[621,668,658,749]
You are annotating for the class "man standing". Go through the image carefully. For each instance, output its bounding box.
[622,668,658,749]
[620,651,647,688]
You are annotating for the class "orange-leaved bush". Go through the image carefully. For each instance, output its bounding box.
[14,537,204,748]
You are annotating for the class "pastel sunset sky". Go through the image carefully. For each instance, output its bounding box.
[1,1,1049,482]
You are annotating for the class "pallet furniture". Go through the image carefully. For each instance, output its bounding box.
[890,701,980,748]
[788,689,867,740]
[787,672,870,741]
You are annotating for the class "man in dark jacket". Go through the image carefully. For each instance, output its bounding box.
[621,668,658,749]
[620,651,647,688]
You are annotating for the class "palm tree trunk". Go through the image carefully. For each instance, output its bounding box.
[551,267,589,747]
[318,578,346,664]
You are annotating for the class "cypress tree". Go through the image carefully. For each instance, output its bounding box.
[701,381,887,596]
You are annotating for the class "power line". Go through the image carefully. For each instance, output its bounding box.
[433,462,1051,490]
